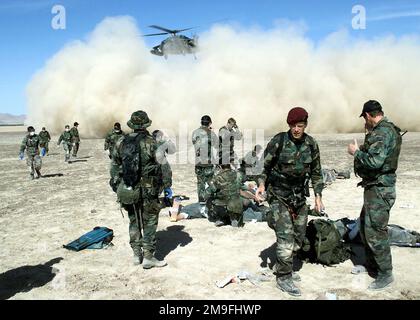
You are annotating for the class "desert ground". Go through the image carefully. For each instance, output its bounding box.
[0,126,419,300]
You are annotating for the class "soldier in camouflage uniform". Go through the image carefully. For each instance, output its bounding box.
[239,144,264,182]
[347,100,402,290]
[70,122,80,157]
[38,127,51,156]
[192,115,219,216]
[203,164,244,227]
[219,118,243,166]
[112,111,168,269]
[57,125,73,162]
[19,126,42,179]
[255,107,325,296]
[153,129,176,201]
[105,122,125,185]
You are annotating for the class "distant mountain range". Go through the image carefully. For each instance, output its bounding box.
[0,113,26,125]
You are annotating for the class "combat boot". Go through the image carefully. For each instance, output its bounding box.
[368,273,394,291]
[292,272,301,282]
[214,220,225,227]
[29,173,34,180]
[35,170,42,179]
[132,249,144,266]
[142,256,167,269]
[276,275,301,296]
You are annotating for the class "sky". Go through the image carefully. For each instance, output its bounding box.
[1,0,420,115]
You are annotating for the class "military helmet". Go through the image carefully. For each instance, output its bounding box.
[228,117,236,125]
[114,122,121,129]
[42,127,46,130]
[127,110,152,129]
[27,126,35,132]
[74,122,79,126]
[65,125,70,129]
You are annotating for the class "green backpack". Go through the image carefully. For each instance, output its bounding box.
[300,219,351,266]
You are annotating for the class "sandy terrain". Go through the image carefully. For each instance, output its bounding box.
[0,126,419,300]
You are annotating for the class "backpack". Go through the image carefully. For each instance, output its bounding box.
[299,219,351,266]
[63,227,114,251]
[121,133,143,187]
[117,133,143,205]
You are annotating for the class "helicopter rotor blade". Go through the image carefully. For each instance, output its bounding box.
[142,32,170,37]
[149,25,177,34]
[172,27,195,33]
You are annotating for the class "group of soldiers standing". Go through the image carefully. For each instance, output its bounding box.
[106,100,402,297]
[19,99,403,296]
[19,122,81,179]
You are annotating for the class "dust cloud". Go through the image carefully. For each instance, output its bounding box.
[26,16,420,137]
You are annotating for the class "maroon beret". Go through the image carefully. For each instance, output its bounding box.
[287,107,308,125]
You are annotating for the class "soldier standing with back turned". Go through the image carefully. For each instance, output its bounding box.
[192,115,219,217]
[112,110,168,269]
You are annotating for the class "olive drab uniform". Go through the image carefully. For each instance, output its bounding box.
[218,125,242,165]
[58,130,73,162]
[112,131,166,260]
[20,134,42,179]
[104,128,125,181]
[354,117,402,277]
[192,126,219,203]
[203,167,244,225]
[258,131,324,277]
[70,126,80,157]
[155,139,176,191]
[38,130,51,155]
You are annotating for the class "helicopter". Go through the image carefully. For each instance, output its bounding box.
[143,25,198,59]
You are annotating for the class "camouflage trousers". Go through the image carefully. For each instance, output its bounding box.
[39,141,49,154]
[212,198,243,225]
[62,143,72,161]
[195,165,214,203]
[267,196,309,276]
[72,142,80,156]
[360,185,396,276]
[123,198,161,259]
[26,154,42,176]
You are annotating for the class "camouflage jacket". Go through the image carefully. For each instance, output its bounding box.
[20,134,40,156]
[192,126,219,166]
[354,117,402,187]
[104,129,125,152]
[58,131,72,145]
[204,167,243,207]
[155,139,176,188]
[258,131,324,199]
[38,130,51,143]
[218,126,242,161]
[112,130,167,194]
[70,127,80,143]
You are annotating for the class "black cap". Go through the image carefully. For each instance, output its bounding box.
[42,127,46,130]
[27,126,35,132]
[360,100,382,117]
[201,115,212,126]
[152,130,163,139]
[114,122,121,129]
[74,122,79,126]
